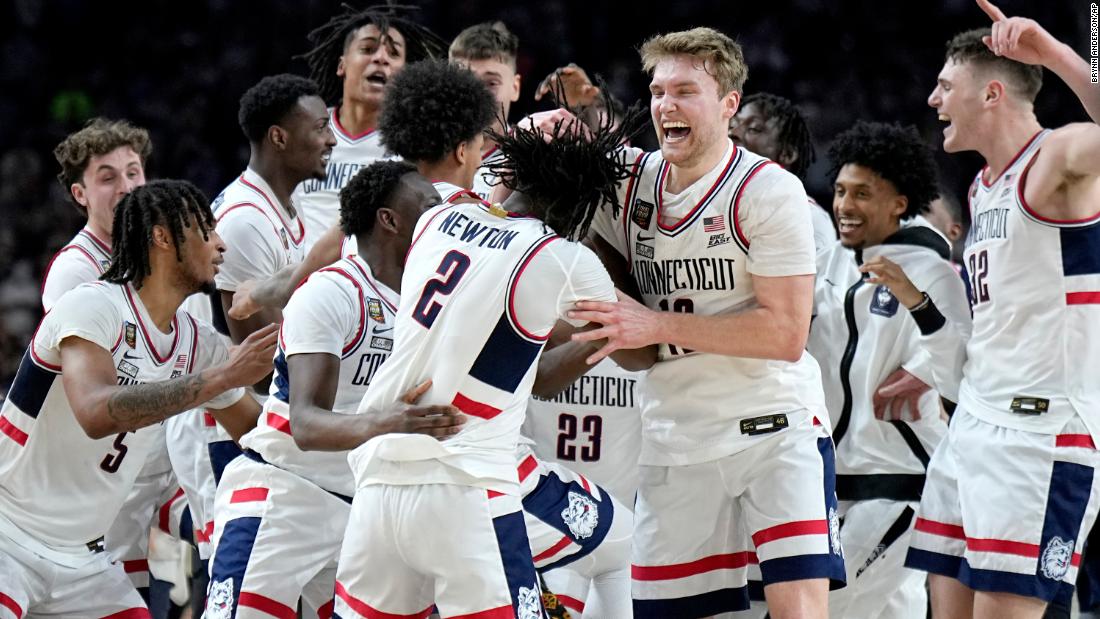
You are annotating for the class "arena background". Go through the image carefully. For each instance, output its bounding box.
[0,0,1090,388]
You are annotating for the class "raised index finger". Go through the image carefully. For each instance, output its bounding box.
[976,0,1006,22]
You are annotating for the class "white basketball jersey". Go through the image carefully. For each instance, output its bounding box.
[523,359,643,502]
[590,142,826,466]
[959,129,1100,441]
[41,227,112,311]
[213,168,307,295]
[241,255,398,496]
[0,282,241,560]
[349,201,615,494]
[292,107,394,251]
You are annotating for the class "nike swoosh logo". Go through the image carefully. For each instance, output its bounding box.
[636,232,654,243]
[372,326,393,334]
[122,351,142,361]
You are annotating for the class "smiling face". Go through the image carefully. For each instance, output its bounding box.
[833,163,906,249]
[649,54,738,169]
[728,101,783,162]
[338,24,407,109]
[928,58,988,154]
[280,95,336,182]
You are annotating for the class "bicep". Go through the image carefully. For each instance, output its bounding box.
[751,273,815,320]
[58,336,120,434]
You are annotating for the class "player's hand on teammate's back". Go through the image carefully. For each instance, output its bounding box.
[222,322,280,387]
[517,109,591,142]
[377,380,465,439]
[534,63,601,108]
[976,0,1065,67]
[228,278,262,320]
[873,368,931,421]
[570,290,661,365]
[859,256,924,309]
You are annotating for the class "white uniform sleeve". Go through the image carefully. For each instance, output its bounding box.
[512,241,615,330]
[280,274,358,357]
[588,146,646,258]
[908,270,972,402]
[39,283,121,353]
[214,208,282,292]
[42,249,103,312]
[809,201,837,256]
[738,166,817,277]
[190,318,247,410]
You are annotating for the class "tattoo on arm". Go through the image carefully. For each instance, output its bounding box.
[105,372,208,431]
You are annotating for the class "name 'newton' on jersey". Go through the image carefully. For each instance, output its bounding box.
[240,255,398,497]
[349,199,615,495]
[959,129,1100,442]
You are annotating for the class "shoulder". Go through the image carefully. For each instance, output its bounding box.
[41,281,123,333]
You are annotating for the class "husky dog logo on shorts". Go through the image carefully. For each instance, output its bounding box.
[517,585,543,619]
[206,578,235,619]
[828,507,843,556]
[562,491,599,540]
[1040,536,1074,580]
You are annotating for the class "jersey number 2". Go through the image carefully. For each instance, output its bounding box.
[412,250,471,329]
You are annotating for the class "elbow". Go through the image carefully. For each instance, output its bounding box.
[777,325,809,363]
[75,407,122,440]
[289,414,322,451]
[614,345,658,371]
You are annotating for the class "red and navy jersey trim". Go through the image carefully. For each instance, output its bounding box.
[655,147,741,237]
[316,266,369,358]
[238,175,306,245]
[122,284,180,366]
[727,160,775,253]
[331,106,377,143]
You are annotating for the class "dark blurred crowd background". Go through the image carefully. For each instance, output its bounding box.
[0,0,1091,389]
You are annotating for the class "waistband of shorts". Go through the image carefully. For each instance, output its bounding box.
[835,473,926,502]
[242,449,353,505]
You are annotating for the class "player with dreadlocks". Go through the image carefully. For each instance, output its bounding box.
[332,88,652,619]
[729,92,836,252]
[0,180,275,617]
[293,2,446,250]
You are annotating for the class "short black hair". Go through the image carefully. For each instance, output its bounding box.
[238,74,322,144]
[102,180,214,289]
[302,3,446,104]
[828,121,939,219]
[379,59,496,163]
[926,184,965,224]
[488,105,647,241]
[339,160,418,237]
[449,21,520,67]
[946,28,1043,103]
[741,92,815,180]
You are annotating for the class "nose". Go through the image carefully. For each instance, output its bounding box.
[927,87,940,109]
[211,229,226,252]
[324,126,337,147]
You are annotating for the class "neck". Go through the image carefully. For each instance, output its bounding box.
[359,236,403,293]
[665,138,730,194]
[417,160,471,190]
[87,219,113,246]
[339,98,380,136]
[979,113,1043,181]
[247,151,299,218]
[134,273,187,333]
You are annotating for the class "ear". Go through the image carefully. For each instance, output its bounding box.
[376,207,400,235]
[947,222,963,241]
[984,80,1005,107]
[892,195,909,220]
[722,91,741,122]
[337,56,346,78]
[510,73,522,104]
[150,224,173,251]
[778,146,799,170]
[454,139,469,167]
[268,125,289,151]
[71,183,89,208]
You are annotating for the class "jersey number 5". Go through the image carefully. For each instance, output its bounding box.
[100,432,129,473]
[413,250,471,329]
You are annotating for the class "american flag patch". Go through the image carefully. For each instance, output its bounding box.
[703,215,725,232]
[171,354,188,378]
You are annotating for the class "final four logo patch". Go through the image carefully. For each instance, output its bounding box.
[124,322,137,349]
[632,199,654,230]
[367,298,385,323]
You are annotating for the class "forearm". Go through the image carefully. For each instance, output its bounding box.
[291,405,391,452]
[534,340,599,399]
[91,368,233,438]
[1047,42,1100,123]
[657,306,808,362]
[250,263,302,311]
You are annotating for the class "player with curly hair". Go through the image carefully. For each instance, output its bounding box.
[293,3,446,250]
[0,180,276,618]
[806,120,972,618]
[333,85,654,619]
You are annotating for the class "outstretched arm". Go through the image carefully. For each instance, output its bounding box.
[978,0,1100,122]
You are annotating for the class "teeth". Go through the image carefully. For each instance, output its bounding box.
[938,114,950,121]
[662,121,689,129]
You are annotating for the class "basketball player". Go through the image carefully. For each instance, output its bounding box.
[727,92,836,253]
[448,21,521,202]
[47,118,194,602]
[294,3,445,250]
[891,1,1100,616]
[537,27,841,618]
[922,189,967,265]
[0,180,276,616]
[809,121,971,618]
[333,88,647,619]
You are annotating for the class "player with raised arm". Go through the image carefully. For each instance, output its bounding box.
[294,3,445,251]
[538,27,842,618]
[879,1,1100,617]
[333,86,648,619]
[809,121,971,618]
[0,180,275,617]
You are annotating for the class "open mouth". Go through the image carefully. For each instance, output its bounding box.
[938,113,952,135]
[837,217,863,236]
[662,121,691,143]
[365,71,388,87]
[321,150,332,166]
